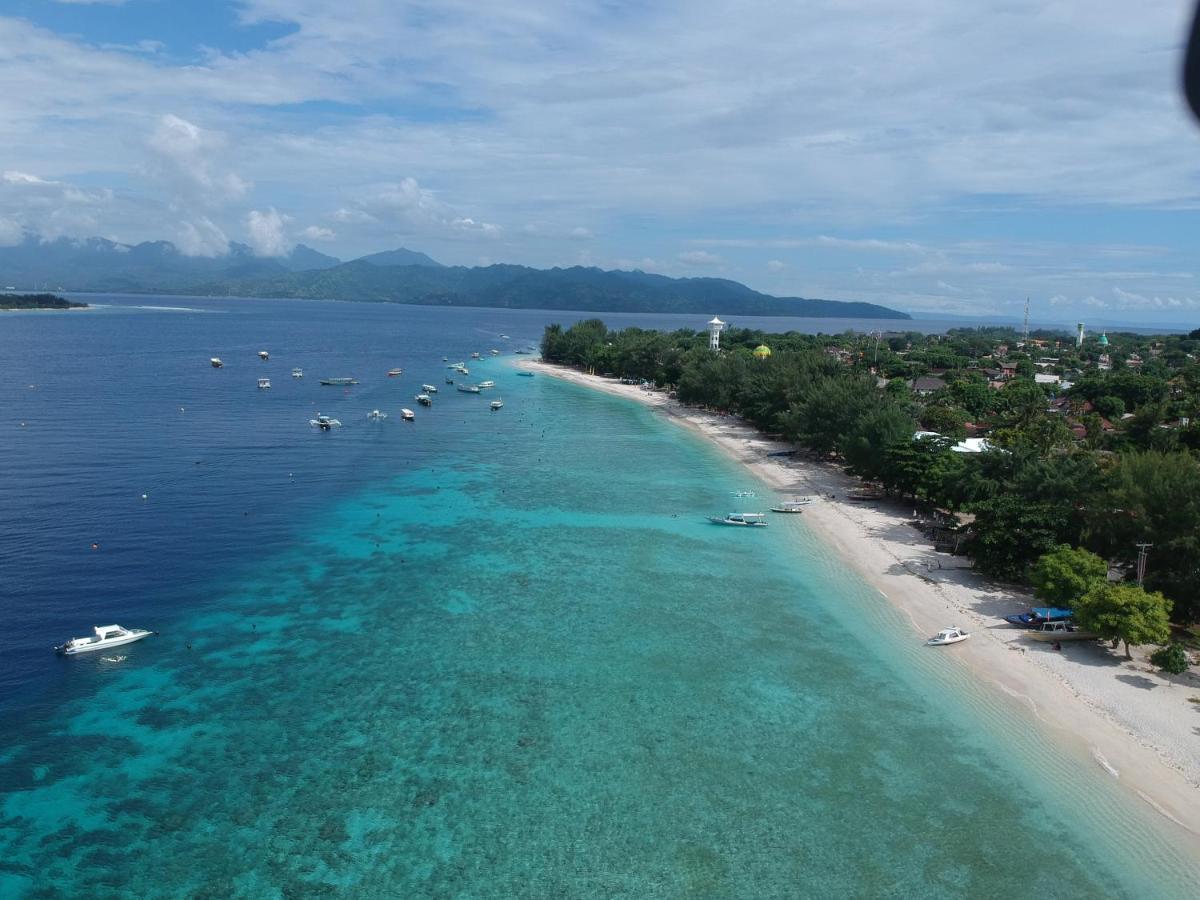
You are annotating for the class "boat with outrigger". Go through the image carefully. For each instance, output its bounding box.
[55,624,155,656]
[415,393,432,406]
[292,367,304,379]
[310,414,342,430]
[422,384,438,393]
[1004,607,1073,627]
[490,398,504,410]
[770,497,813,513]
[1025,621,1098,642]
[707,512,768,527]
[387,368,403,377]
[478,380,496,389]
[320,376,358,386]
[401,408,415,421]
[257,377,271,390]
[457,384,481,394]
[367,409,388,420]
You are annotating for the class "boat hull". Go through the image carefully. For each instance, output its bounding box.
[57,631,152,655]
[1026,631,1097,642]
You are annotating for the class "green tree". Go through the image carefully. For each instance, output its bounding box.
[1074,582,1172,659]
[1149,643,1189,676]
[1092,395,1125,420]
[1030,545,1107,607]
[919,404,968,438]
[968,496,1072,581]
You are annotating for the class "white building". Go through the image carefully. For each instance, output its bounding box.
[708,316,726,352]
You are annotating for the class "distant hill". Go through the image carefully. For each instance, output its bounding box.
[356,248,443,268]
[282,244,342,271]
[0,233,909,319]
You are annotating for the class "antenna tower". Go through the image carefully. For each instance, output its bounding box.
[1021,297,1030,347]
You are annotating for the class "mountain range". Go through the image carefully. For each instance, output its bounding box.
[0,235,909,320]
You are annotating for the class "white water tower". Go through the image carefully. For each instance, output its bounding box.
[1076,322,1085,349]
[708,316,726,352]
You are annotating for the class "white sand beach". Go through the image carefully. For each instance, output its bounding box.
[522,358,1200,840]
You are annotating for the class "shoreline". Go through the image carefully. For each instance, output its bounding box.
[521,357,1200,841]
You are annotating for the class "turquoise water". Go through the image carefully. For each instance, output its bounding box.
[2,350,1198,895]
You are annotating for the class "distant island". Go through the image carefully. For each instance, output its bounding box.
[0,234,910,320]
[0,292,87,311]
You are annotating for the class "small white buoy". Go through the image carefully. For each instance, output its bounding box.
[141,494,148,501]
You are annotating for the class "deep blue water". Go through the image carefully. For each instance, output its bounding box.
[1,296,1197,897]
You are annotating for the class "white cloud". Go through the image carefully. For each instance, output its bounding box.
[145,115,248,208]
[678,249,721,267]
[0,217,23,246]
[300,225,335,242]
[0,170,113,240]
[246,208,292,256]
[175,217,229,257]
[766,259,786,272]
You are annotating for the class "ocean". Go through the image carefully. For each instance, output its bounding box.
[1,295,1196,897]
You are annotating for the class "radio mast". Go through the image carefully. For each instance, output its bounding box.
[1021,297,1030,347]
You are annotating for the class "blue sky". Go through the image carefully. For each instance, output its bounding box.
[2,1,1200,324]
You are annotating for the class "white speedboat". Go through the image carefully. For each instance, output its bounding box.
[478,380,496,389]
[471,352,481,359]
[55,624,154,656]
[926,627,969,646]
[401,408,415,420]
[291,367,304,378]
[367,409,388,420]
[210,357,223,368]
[258,350,269,360]
[257,377,271,389]
[310,414,342,430]
[422,384,438,393]
[499,334,510,339]
[415,393,432,406]
[490,349,500,355]
[707,512,768,527]
[490,398,504,410]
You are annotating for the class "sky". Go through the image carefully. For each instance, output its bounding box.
[2,1,1200,324]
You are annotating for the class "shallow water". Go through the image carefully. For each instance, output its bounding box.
[1,298,1197,897]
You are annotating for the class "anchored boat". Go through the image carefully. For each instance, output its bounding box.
[56,624,154,656]
[707,512,768,527]
[319,377,358,386]
[401,408,415,421]
[310,414,342,430]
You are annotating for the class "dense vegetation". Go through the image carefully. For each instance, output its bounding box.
[0,293,86,310]
[543,319,1200,629]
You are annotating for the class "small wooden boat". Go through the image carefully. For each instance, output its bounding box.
[490,398,504,410]
[258,350,269,360]
[1025,622,1097,642]
[387,368,403,377]
[320,377,358,386]
[210,357,223,368]
[416,394,432,406]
